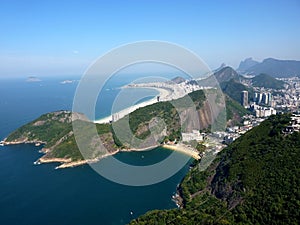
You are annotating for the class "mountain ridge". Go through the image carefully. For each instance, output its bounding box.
[239,57,300,77]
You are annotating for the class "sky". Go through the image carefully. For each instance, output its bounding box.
[0,0,300,77]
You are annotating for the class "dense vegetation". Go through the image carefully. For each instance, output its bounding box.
[225,95,250,125]
[130,114,300,224]
[5,111,114,161]
[6,111,73,147]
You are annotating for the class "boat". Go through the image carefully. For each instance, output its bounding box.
[0,141,4,146]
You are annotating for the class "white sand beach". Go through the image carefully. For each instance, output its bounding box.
[162,143,201,160]
[94,86,172,124]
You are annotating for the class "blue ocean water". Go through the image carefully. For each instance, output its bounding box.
[0,76,192,225]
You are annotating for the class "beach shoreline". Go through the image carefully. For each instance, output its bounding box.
[94,86,172,124]
[2,139,200,169]
[162,143,201,160]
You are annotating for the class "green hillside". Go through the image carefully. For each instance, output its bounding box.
[5,111,114,161]
[220,79,254,103]
[130,114,300,225]
[252,73,285,89]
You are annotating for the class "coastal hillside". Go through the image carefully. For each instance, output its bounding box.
[4,111,116,165]
[130,114,300,224]
[3,90,247,167]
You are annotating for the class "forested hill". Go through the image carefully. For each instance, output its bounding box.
[130,114,300,225]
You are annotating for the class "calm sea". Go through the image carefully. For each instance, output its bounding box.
[0,76,192,225]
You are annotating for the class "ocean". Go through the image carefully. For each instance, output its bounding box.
[0,75,192,225]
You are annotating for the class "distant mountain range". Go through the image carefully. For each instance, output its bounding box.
[238,57,259,72]
[173,63,287,105]
[238,58,300,77]
[203,66,286,102]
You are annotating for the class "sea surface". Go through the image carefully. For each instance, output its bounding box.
[0,75,192,225]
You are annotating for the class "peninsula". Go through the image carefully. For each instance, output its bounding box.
[2,80,247,169]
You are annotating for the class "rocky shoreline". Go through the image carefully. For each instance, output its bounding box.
[1,138,200,169]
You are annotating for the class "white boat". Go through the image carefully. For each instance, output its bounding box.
[0,141,4,146]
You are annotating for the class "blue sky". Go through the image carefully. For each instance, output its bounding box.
[0,0,299,77]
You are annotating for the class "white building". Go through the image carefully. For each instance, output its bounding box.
[182,130,203,142]
[255,107,276,117]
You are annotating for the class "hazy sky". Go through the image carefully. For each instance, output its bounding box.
[1,0,300,77]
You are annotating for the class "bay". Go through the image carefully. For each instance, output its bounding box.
[0,76,192,225]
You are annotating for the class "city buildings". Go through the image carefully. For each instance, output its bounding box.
[241,90,249,107]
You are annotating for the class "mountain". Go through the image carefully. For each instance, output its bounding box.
[197,66,244,88]
[220,78,253,103]
[214,66,240,83]
[237,57,259,72]
[171,76,186,84]
[252,73,286,89]
[242,58,300,77]
[198,66,253,108]
[214,63,227,72]
[130,114,300,224]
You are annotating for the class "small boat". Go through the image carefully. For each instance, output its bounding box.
[0,141,4,146]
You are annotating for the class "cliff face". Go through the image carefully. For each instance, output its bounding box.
[197,100,213,129]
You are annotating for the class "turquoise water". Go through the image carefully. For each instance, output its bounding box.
[0,77,192,225]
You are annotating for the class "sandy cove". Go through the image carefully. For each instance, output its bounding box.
[41,143,200,169]
[162,143,201,160]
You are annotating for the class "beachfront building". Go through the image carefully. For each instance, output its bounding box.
[182,130,203,142]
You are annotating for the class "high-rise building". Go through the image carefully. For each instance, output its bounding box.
[257,93,263,104]
[241,90,249,107]
[262,93,269,105]
[253,92,258,103]
[267,93,272,106]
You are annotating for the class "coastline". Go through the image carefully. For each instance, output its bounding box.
[94,86,172,124]
[162,143,201,160]
[2,138,200,169]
